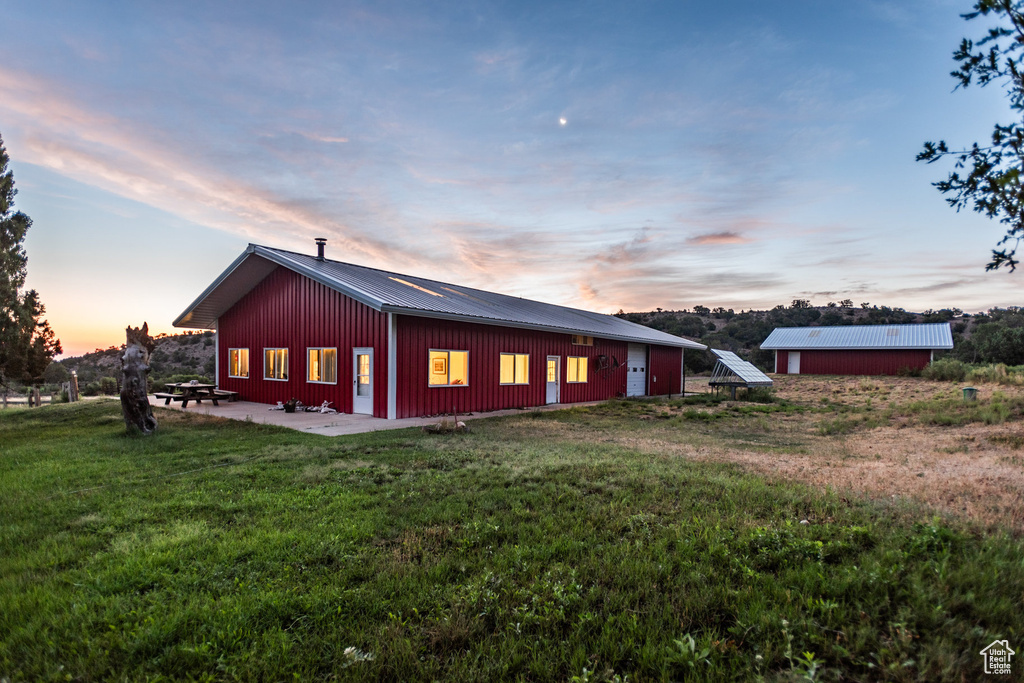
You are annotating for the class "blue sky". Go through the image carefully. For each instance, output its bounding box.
[1,0,1019,356]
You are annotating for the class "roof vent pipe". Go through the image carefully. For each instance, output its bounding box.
[314,237,326,261]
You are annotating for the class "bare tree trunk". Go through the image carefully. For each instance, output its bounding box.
[120,322,157,435]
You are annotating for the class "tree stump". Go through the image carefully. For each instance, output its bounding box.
[120,322,157,435]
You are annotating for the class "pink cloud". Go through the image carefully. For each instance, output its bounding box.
[686,231,752,246]
[0,66,424,269]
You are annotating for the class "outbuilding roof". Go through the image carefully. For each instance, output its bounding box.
[760,322,953,350]
[174,244,706,350]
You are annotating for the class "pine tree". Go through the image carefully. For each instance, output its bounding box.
[0,133,61,388]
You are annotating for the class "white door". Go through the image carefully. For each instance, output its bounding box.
[788,351,801,375]
[546,356,560,404]
[627,343,647,397]
[353,348,373,414]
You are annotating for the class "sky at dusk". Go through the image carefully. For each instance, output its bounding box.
[2,0,1021,357]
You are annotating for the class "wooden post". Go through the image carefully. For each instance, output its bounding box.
[33,387,41,407]
[120,322,158,435]
[69,372,79,402]
[681,349,686,398]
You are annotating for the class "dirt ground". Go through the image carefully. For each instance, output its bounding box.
[668,375,1024,531]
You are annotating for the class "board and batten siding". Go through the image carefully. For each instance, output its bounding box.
[217,267,389,416]
[774,349,932,376]
[395,316,638,418]
[647,345,683,396]
[774,350,789,374]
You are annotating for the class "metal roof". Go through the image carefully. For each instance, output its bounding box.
[174,244,706,350]
[760,322,953,350]
[708,349,774,387]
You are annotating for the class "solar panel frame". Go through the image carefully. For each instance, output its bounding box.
[708,349,773,387]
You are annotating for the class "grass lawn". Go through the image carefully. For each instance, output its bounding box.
[1,394,1023,682]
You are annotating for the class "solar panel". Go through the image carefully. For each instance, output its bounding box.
[709,349,773,387]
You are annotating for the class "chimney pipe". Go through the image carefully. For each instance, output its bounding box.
[314,237,326,261]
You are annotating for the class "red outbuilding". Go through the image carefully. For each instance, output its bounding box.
[760,323,954,376]
[173,242,705,419]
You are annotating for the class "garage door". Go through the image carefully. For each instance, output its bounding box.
[627,343,647,397]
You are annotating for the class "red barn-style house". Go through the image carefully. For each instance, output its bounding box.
[760,322,953,376]
[173,242,706,419]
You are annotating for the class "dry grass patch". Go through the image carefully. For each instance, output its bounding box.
[626,376,1024,529]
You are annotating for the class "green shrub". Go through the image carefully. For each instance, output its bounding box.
[922,358,968,382]
[967,363,1024,386]
[99,376,118,395]
[744,387,776,403]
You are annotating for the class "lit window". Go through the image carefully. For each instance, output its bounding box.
[499,353,529,385]
[264,348,289,381]
[228,348,249,378]
[428,350,469,386]
[307,348,337,384]
[547,358,557,382]
[571,335,594,346]
[567,356,588,383]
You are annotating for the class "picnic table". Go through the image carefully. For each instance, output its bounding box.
[155,382,220,408]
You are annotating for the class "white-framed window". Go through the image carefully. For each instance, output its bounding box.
[228,348,249,378]
[263,348,289,381]
[567,356,588,383]
[571,335,594,346]
[428,349,469,387]
[499,353,529,385]
[307,347,337,384]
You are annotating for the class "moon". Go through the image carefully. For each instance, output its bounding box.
[559,117,567,126]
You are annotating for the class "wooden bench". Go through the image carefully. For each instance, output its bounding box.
[213,390,240,402]
[153,392,220,408]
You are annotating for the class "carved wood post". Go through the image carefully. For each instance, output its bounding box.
[120,322,157,435]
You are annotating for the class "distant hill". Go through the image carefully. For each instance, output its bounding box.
[617,301,1021,372]
[56,331,216,395]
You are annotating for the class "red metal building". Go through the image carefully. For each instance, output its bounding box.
[760,323,953,376]
[174,243,705,419]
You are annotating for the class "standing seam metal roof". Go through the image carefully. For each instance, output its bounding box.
[174,244,706,350]
[760,323,953,350]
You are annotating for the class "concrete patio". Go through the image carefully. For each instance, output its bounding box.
[147,395,606,436]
